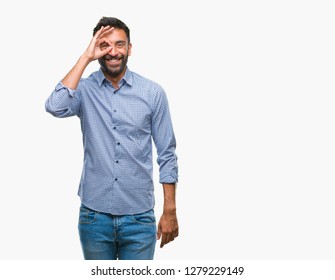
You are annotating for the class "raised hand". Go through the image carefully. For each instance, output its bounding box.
[61,26,114,90]
[83,26,114,62]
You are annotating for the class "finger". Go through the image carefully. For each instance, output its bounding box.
[160,232,167,248]
[160,233,174,248]
[100,46,113,56]
[169,234,175,243]
[95,26,113,40]
[100,26,114,37]
[98,37,113,47]
[93,26,105,39]
[96,38,113,55]
[160,236,167,248]
[98,26,114,40]
[157,227,162,240]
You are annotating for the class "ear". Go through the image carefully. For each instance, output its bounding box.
[127,43,132,56]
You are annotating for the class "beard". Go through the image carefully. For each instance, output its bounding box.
[98,53,129,78]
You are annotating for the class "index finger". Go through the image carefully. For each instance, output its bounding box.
[96,26,114,39]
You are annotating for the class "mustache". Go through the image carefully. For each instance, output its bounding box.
[104,54,123,60]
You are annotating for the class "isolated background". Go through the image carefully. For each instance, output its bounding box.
[0,0,334,259]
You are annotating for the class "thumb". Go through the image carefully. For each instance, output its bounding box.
[102,46,113,55]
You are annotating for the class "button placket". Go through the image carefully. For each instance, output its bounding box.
[109,87,121,183]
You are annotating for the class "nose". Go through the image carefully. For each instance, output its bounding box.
[108,46,118,56]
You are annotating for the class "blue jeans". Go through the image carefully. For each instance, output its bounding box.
[78,204,157,260]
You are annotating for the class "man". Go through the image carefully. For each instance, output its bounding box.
[45,17,179,260]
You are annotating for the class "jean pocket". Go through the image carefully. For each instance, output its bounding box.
[131,210,156,225]
[79,204,98,224]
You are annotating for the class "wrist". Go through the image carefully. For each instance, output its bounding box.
[79,53,93,65]
[162,183,177,214]
[163,205,176,215]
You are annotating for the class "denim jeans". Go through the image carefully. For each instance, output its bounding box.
[78,204,157,260]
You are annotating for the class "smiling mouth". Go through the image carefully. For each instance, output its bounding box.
[106,57,121,65]
[105,54,122,64]
[107,57,120,62]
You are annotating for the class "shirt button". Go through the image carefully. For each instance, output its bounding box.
[117,142,120,145]
[115,178,118,181]
[116,160,119,163]
[113,127,116,129]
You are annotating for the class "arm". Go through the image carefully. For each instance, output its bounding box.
[151,86,179,248]
[45,26,114,117]
[157,183,179,248]
[62,26,114,89]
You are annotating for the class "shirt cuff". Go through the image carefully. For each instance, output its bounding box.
[160,174,178,184]
[55,82,76,97]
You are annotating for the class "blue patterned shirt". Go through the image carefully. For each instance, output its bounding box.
[45,67,178,215]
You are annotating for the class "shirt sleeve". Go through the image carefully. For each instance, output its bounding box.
[151,85,178,184]
[45,81,81,118]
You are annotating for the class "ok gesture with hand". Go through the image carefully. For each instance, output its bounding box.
[83,25,114,62]
[61,25,114,90]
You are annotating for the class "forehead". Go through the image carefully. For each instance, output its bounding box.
[104,28,128,42]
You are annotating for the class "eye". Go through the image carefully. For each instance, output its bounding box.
[116,42,126,48]
[100,43,109,49]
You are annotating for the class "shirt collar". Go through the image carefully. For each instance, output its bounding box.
[96,67,133,87]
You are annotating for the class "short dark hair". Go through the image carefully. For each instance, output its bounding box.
[93,17,130,43]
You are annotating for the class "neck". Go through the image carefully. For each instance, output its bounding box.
[101,67,127,89]
[109,77,121,89]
